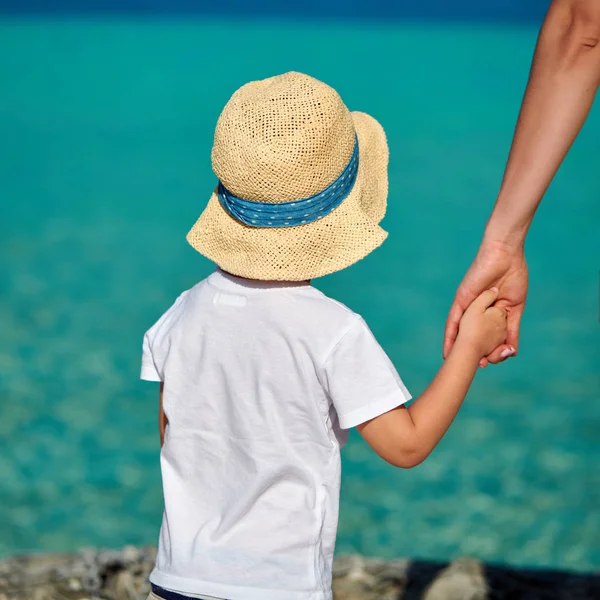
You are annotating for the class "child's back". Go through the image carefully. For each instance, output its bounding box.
[143,269,410,598]
[142,72,507,600]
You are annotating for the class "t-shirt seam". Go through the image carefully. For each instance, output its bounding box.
[307,287,356,318]
[320,314,363,369]
[314,316,363,438]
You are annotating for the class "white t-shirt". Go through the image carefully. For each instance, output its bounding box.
[141,270,411,600]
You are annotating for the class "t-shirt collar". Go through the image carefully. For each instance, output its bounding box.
[208,268,312,293]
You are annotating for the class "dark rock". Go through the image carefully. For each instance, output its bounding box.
[0,547,598,600]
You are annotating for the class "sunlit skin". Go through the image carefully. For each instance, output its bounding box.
[158,0,600,450]
[159,288,507,464]
[357,289,506,468]
[444,0,600,367]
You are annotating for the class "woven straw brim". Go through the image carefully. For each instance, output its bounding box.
[187,111,389,281]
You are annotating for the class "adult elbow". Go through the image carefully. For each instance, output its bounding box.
[554,0,600,55]
[574,1,600,48]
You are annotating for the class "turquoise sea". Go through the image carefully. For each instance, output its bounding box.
[1,19,599,571]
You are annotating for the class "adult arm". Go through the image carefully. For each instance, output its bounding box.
[444,0,600,365]
[487,0,600,245]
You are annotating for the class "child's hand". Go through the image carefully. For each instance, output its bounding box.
[456,288,508,358]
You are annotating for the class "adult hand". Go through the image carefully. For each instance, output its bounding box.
[444,0,600,367]
[444,240,528,367]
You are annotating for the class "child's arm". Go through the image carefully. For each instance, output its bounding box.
[159,382,168,447]
[357,288,507,468]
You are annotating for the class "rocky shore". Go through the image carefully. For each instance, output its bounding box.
[0,546,598,600]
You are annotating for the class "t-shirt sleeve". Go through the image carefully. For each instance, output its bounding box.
[141,331,162,382]
[322,317,411,429]
[140,290,190,382]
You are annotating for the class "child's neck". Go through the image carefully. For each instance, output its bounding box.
[219,269,311,286]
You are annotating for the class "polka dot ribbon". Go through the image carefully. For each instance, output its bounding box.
[217,135,359,228]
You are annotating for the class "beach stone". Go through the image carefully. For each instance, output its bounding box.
[332,555,407,599]
[1,546,599,600]
[423,557,487,600]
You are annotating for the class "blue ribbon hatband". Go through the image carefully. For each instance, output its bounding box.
[217,136,359,228]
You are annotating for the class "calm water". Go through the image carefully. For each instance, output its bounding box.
[1,19,599,571]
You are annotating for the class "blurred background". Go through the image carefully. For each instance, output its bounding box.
[1,0,599,573]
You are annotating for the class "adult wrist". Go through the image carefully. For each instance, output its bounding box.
[481,227,526,254]
[481,195,531,251]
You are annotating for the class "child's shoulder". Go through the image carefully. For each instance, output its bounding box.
[144,284,197,340]
[308,287,358,318]
[296,285,365,336]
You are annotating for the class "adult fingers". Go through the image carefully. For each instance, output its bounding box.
[443,301,464,359]
[486,343,515,364]
[505,304,525,356]
[486,312,510,365]
[485,304,524,365]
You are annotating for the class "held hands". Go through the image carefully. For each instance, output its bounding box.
[456,287,508,359]
[444,240,528,367]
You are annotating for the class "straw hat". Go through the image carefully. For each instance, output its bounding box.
[187,71,389,281]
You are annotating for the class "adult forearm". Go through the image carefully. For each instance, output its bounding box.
[485,0,600,248]
[407,341,480,462]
